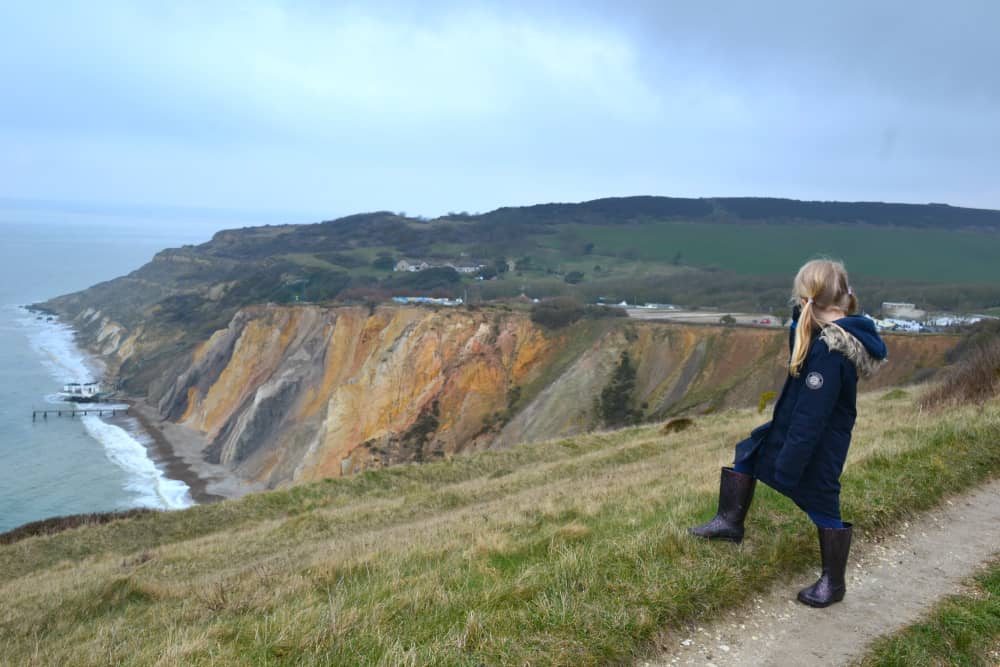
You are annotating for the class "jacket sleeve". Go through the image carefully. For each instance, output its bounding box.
[773,343,843,487]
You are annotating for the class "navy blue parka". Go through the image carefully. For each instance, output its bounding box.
[735,312,887,517]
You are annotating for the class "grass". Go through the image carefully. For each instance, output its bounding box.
[1,391,998,665]
[854,557,1000,667]
[279,253,343,271]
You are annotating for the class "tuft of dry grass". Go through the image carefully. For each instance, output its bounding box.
[0,389,997,666]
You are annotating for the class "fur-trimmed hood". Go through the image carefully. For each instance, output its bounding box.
[821,316,888,379]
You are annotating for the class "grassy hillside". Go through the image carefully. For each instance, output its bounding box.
[2,388,998,665]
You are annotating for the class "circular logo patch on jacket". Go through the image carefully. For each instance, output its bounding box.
[806,372,824,390]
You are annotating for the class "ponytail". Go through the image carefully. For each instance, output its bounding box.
[789,258,856,375]
[790,298,817,377]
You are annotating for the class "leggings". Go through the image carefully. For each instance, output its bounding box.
[733,460,844,529]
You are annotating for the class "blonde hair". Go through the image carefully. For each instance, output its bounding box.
[789,259,858,376]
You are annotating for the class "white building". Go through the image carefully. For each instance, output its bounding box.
[394,260,430,272]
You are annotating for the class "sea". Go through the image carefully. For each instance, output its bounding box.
[0,210,255,533]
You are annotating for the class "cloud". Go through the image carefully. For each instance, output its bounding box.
[2,3,659,142]
[0,1,997,215]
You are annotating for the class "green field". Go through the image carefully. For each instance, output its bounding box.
[555,221,1000,283]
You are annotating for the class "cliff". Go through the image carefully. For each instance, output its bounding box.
[49,300,959,489]
[154,305,560,485]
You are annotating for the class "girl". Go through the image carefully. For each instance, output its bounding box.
[689,259,887,607]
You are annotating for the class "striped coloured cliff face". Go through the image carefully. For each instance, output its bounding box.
[155,305,558,485]
[60,301,961,489]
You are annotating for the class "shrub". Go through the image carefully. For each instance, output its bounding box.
[386,266,461,292]
[661,417,693,434]
[919,330,1000,409]
[338,286,391,305]
[598,350,641,427]
[372,255,396,271]
[530,297,585,329]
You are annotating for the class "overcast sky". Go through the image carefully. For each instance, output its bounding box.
[2,1,998,223]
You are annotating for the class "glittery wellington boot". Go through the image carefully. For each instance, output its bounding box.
[797,523,853,608]
[688,467,756,543]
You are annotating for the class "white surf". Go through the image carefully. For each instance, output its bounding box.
[16,306,194,510]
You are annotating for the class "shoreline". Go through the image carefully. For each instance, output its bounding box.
[122,398,263,504]
[29,302,262,507]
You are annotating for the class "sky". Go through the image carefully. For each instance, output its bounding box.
[1,0,998,226]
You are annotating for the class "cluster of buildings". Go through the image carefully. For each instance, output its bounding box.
[394,259,483,274]
[391,296,464,307]
[867,302,993,333]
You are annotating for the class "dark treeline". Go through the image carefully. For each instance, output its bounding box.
[468,196,1000,230]
[717,198,1000,229]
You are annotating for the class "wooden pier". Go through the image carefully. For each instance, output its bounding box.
[32,406,128,421]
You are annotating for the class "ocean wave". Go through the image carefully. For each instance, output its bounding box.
[81,416,194,510]
[12,305,102,384]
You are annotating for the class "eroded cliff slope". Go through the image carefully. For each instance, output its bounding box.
[50,301,956,489]
[153,305,561,485]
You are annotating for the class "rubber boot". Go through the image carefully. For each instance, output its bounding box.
[688,467,756,543]
[797,522,853,608]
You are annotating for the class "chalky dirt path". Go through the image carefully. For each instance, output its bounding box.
[646,478,1000,667]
